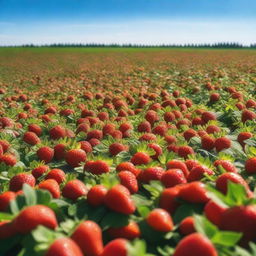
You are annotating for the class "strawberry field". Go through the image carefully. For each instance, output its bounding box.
[0,48,256,256]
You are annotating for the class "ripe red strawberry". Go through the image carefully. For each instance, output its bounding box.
[161,169,187,188]
[245,157,256,174]
[76,123,90,134]
[87,185,107,207]
[216,173,251,195]
[101,238,127,256]
[159,186,181,214]
[37,146,54,163]
[220,205,256,246]
[131,152,151,165]
[71,220,103,256]
[137,121,151,133]
[237,132,252,148]
[14,205,58,234]
[166,160,189,178]
[183,129,197,141]
[246,99,256,108]
[104,184,135,215]
[118,171,138,194]
[210,93,220,102]
[32,165,49,179]
[46,168,66,184]
[148,143,162,159]
[28,123,42,136]
[54,143,66,160]
[201,135,215,151]
[178,146,195,158]
[164,112,175,122]
[214,159,237,173]
[201,111,217,123]
[185,159,199,171]
[0,220,17,239]
[103,123,116,135]
[38,179,60,198]
[215,137,231,152]
[206,125,221,134]
[0,154,17,166]
[187,165,214,182]
[0,191,16,211]
[145,110,159,125]
[152,124,167,136]
[62,179,88,200]
[139,167,164,183]
[109,142,128,156]
[0,139,10,152]
[23,131,40,145]
[204,200,226,227]
[85,160,110,175]
[241,109,256,123]
[80,141,93,153]
[9,173,36,192]
[174,233,218,256]
[65,149,86,168]
[179,216,195,235]
[179,182,209,204]
[108,222,141,240]
[49,125,66,140]
[45,237,83,256]
[87,129,103,140]
[116,162,140,177]
[146,208,174,232]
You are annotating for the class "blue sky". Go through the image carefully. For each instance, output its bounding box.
[0,0,256,45]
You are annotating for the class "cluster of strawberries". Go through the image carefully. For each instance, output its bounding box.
[0,71,256,256]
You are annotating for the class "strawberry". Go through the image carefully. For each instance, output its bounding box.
[161,169,187,188]
[46,168,66,184]
[179,182,209,204]
[173,233,218,256]
[103,123,116,135]
[204,200,226,227]
[131,152,151,165]
[45,237,83,256]
[0,221,16,239]
[179,216,195,235]
[9,173,36,192]
[37,146,54,163]
[237,131,252,148]
[185,159,199,171]
[14,205,58,234]
[101,239,127,256]
[49,125,66,140]
[54,143,66,160]
[80,140,93,153]
[85,160,110,175]
[152,124,167,136]
[216,172,251,195]
[87,185,107,207]
[28,123,42,136]
[178,146,195,158]
[220,205,256,246]
[241,109,256,123]
[187,165,214,182]
[147,143,162,159]
[201,111,217,123]
[62,179,88,200]
[32,165,49,179]
[116,162,140,177]
[206,125,221,134]
[166,160,189,178]
[159,186,181,214]
[201,135,215,151]
[214,159,237,173]
[104,184,135,215]
[145,110,159,125]
[0,139,10,152]
[118,171,138,194]
[0,154,17,166]
[245,157,256,174]
[76,123,90,134]
[215,137,231,152]
[107,222,141,240]
[65,149,86,168]
[210,93,220,102]
[164,112,175,122]
[137,121,151,133]
[23,131,40,145]
[0,191,16,211]
[183,129,197,141]
[146,208,174,232]
[38,179,60,198]
[87,129,103,140]
[140,167,164,183]
[71,220,103,256]
[109,142,128,156]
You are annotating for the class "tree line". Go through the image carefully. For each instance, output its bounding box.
[2,42,256,48]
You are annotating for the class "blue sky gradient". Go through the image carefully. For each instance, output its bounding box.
[0,0,256,45]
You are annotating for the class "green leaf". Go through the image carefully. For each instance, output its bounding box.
[194,215,218,239]
[23,184,37,206]
[101,211,130,230]
[0,212,14,221]
[36,189,52,205]
[212,231,242,246]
